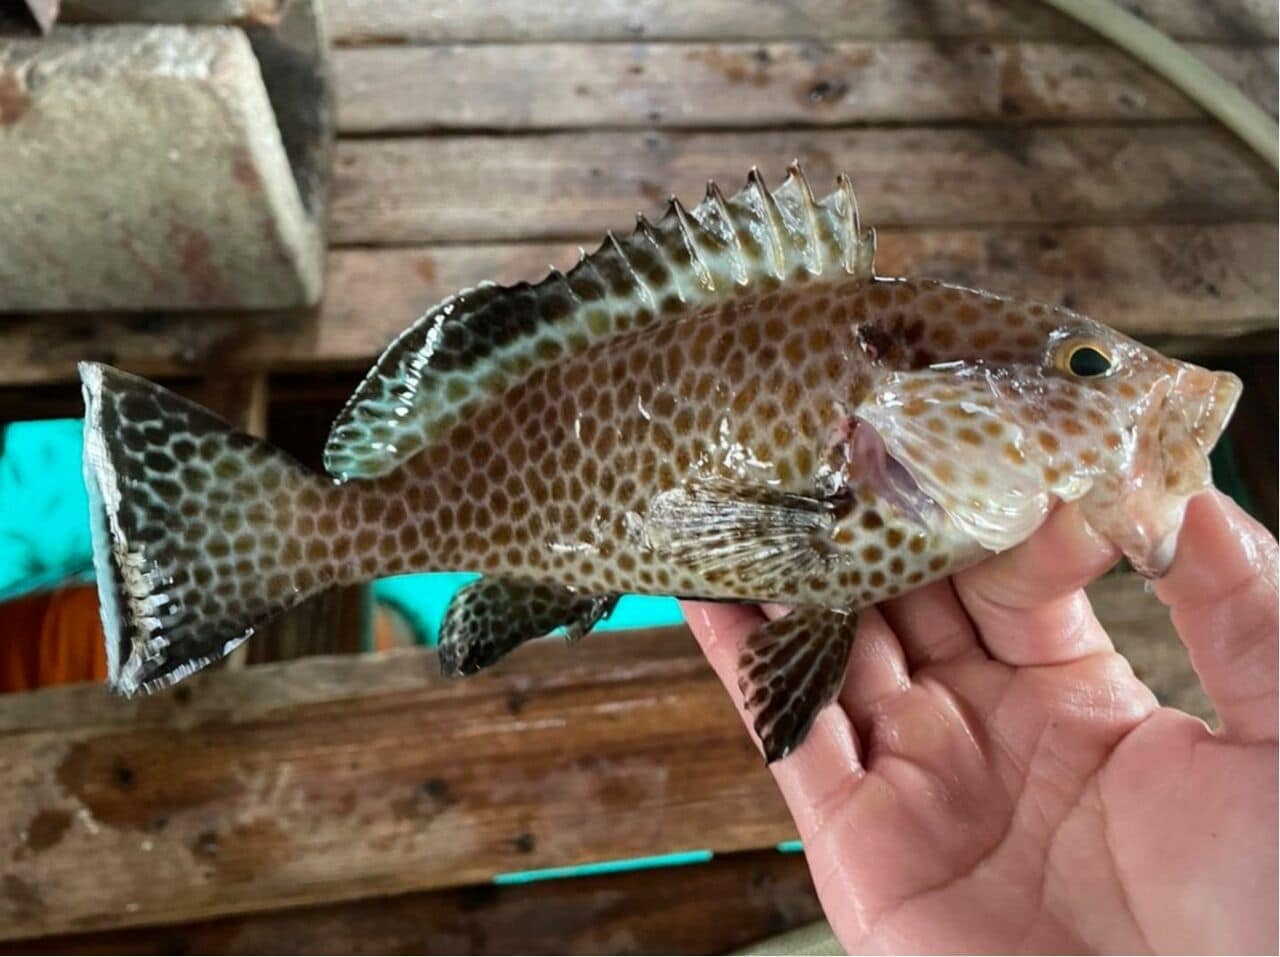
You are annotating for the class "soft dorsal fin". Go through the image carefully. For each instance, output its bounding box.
[323,164,877,481]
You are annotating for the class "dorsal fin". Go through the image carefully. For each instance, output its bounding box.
[323,164,877,481]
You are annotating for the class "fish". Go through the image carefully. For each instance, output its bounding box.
[80,164,1242,762]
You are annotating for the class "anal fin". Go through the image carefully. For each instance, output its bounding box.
[738,607,856,763]
[438,577,617,677]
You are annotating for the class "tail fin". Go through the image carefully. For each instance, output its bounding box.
[80,363,344,694]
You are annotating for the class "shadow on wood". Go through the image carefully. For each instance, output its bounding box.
[12,849,822,955]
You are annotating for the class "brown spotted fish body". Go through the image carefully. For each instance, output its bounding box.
[81,166,1241,761]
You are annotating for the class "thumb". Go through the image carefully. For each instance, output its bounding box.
[1154,491,1279,743]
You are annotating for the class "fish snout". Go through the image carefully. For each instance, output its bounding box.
[1176,368,1243,452]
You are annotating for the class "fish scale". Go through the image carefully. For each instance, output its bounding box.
[79,166,1242,762]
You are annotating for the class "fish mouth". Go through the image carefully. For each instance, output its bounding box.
[1181,369,1243,453]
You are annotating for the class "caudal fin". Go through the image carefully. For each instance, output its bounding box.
[80,363,347,694]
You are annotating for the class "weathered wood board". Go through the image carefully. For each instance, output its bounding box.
[0,628,795,940]
[15,849,823,955]
[328,124,1272,245]
[1,222,1272,391]
[325,0,1279,44]
[334,41,1278,133]
[0,575,1206,940]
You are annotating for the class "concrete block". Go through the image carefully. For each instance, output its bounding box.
[0,22,325,310]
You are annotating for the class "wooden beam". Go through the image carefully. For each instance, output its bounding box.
[327,125,1274,245]
[0,575,1202,939]
[325,0,1278,45]
[16,848,823,955]
[0,627,795,939]
[0,222,1272,393]
[334,41,1278,134]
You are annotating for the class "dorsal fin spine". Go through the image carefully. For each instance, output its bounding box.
[607,229,657,311]
[704,181,750,285]
[567,250,609,302]
[787,162,825,275]
[636,213,685,303]
[746,167,787,279]
[835,173,874,275]
[667,197,716,294]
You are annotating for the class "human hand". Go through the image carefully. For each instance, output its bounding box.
[682,491,1278,953]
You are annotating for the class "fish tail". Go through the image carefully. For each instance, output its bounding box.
[80,362,353,695]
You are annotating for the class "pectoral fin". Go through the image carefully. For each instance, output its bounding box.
[738,607,856,763]
[643,483,836,586]
[438,577,617,677]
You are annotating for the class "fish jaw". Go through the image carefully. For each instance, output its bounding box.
[1179,368,1243,454]
[1078,366,1242,578]
[1081,481,1187,578]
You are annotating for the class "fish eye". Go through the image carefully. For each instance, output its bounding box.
[1060,342,1113,378]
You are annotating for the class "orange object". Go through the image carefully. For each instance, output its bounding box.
[0,586,106,692]
[373,602,419,651]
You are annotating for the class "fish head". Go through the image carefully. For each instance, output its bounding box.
[853,283,1241,576]
[1030,315,1242,576]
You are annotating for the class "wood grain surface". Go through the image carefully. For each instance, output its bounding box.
[1,222,1272,389]
[12,849,823,955]
[0,575,1204,940]
[325,0,1279,44]
[328,124,1273,244]
[334,41,1278,133]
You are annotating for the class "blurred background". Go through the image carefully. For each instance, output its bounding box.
[0,0,1274,952]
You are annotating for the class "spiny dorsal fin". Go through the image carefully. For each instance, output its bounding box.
[323,165,877,481]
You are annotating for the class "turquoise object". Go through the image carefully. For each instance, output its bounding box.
[374,572,684,649]
[0,419,93,602]
[493,849,714,885]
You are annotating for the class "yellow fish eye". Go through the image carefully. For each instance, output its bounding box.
[1059,341,1113,378]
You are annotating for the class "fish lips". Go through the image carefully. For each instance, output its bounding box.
[1179,368,1243,454]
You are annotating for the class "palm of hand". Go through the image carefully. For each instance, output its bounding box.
[684,493,1278,954]
[819,652,1273,954]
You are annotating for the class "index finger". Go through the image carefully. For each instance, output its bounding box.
[1153,491,1279,743]
[952,502,1120,666]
